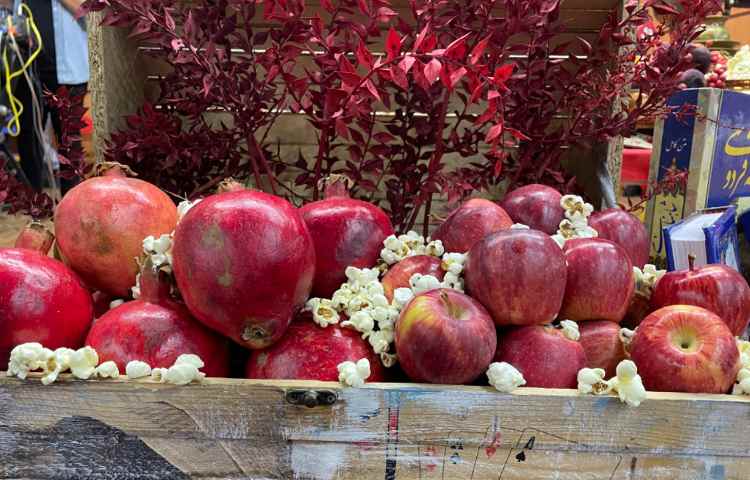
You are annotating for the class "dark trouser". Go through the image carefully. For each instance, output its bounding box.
[15,73,87,195]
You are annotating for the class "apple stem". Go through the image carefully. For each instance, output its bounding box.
[688,254,696,271]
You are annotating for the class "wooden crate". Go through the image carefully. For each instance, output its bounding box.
[86,0,629,206]
[1,376,749,479]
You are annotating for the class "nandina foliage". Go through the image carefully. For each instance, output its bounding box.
[7,0,720,230]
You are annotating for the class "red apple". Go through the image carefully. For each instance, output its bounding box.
[499,184,564,235]
[382,255,445,303]
[629,305,740,393]
[494,325,586,388]
[560,238,634,323]
[465,229,567,326]
[588,208,650,268]
[578,320,626,378]
[395,288,497,384]
[430,198,512,253]
[650,263,750,336]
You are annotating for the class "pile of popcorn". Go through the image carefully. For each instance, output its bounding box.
[732,339,750,395]
[305,231,469,368]
[633,264,666,297]
[131,198,201,301]
[6,342,206,386]
[577,360,647,407]
[551,195,598,248]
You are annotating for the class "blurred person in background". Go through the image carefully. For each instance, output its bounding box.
[12,0,88,195]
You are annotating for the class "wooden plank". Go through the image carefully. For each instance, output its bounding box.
[1,376,749,479]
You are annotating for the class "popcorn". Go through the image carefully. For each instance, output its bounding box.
[337,358,371,387]
[559,320,580,341]
[164,363,204,385]
[380,231,432,264]
[442,271,464,292]
[392,288,415,308]
[619,327,636,353]
[577,368,610,395]
[487,362,526,393]
[175,354,204,370]
[365,283,386,299]
[142,234,173,268]
[380,352,398,368]
[126,360,152,379]
[733,368,750,395]
[342,310,375,333]
[7,343,46,380]
[69,347,99,380]
[441,253,467,275]
[345,295,370,316]
[368,328,394,354]
[633,264,666,296]
[109,299,125,309]
[305,298,340,327]
[95,361,120,379]
[551,234,566,248]
[737,339,750,369]
[608,360,647,407]
[511,223,530,230]
[409,273,442,294]
[561,195,594,219]
[151,368,169,382]
[131,273,142,299]
[177,198,202,221]
[425,239,445,257]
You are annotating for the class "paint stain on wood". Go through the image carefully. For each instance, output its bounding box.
[0,416,188,480]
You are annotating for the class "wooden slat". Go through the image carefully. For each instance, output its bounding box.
[1,376,749,479]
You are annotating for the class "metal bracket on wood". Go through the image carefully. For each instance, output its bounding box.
[285,389,338,408]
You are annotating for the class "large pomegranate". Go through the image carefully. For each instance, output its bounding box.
[245,317,386,381]
[0,249,93,370]
[431,198,513,253]
[54,167,177,296]
[86,261,230,377]
[172,190,315,349]
[300,176,394,298]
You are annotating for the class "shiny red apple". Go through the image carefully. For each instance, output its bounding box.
[630,305,740,393]
[395,288,496,384]
[430,198,512,253]
[588,208,650,268]
[578,320,626,378]
[382,255,445,303]
[560,238,634,323]
[465,229,567,326]
[499,184,564,235]
[494,325,586,388]
[650,262,750,336]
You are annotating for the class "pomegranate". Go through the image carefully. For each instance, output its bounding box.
[431,198,512,253]
[54,166,177,297]
[172,190,315,349]
[14,221,54,254]
[300,176,394,298]
[245,316,386,381]
[0,248,93,370]
[86,261,230,377]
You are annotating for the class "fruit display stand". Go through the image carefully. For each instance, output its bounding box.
[1,376,749,478]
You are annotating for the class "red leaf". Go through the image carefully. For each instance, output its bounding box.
[487,90,501,100]
[391,65,408,89]
[356,40,374,69]
[335,118,350,140]
[320,0,335,13]
[494,159,503,177]
[363,79,381,102]
[357,0,371,15]
[450,67,467,88]
[445,33,471,60]
[376,7,397,23]
[163,8,176,31]
[414,24,430,53]
[651,3,680,15]
[469,84,483,104]
[485,123,504,143]
[374,132,395,143]
[470,36,490,65]
[399,55,416,74]
[493,64,515,88]
[386,27,401,61]
[506,128,530,141]
[424,58,441,85]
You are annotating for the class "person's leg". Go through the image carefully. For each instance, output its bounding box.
[13,72,46,191]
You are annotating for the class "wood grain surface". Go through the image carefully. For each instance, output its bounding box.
[1,376,749,479]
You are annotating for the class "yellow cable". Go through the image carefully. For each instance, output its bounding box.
[5,4,43,136]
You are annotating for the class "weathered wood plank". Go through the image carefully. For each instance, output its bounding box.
[1,376,749,479]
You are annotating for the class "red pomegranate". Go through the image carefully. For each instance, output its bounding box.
[0,248,93,370]
[54,166,177,297]
[245,317,386,381]
[172,189,315,349]
[14,221,54,254]
[300,176,394,298]
[86,261,230,377]
[431,198,513,253]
